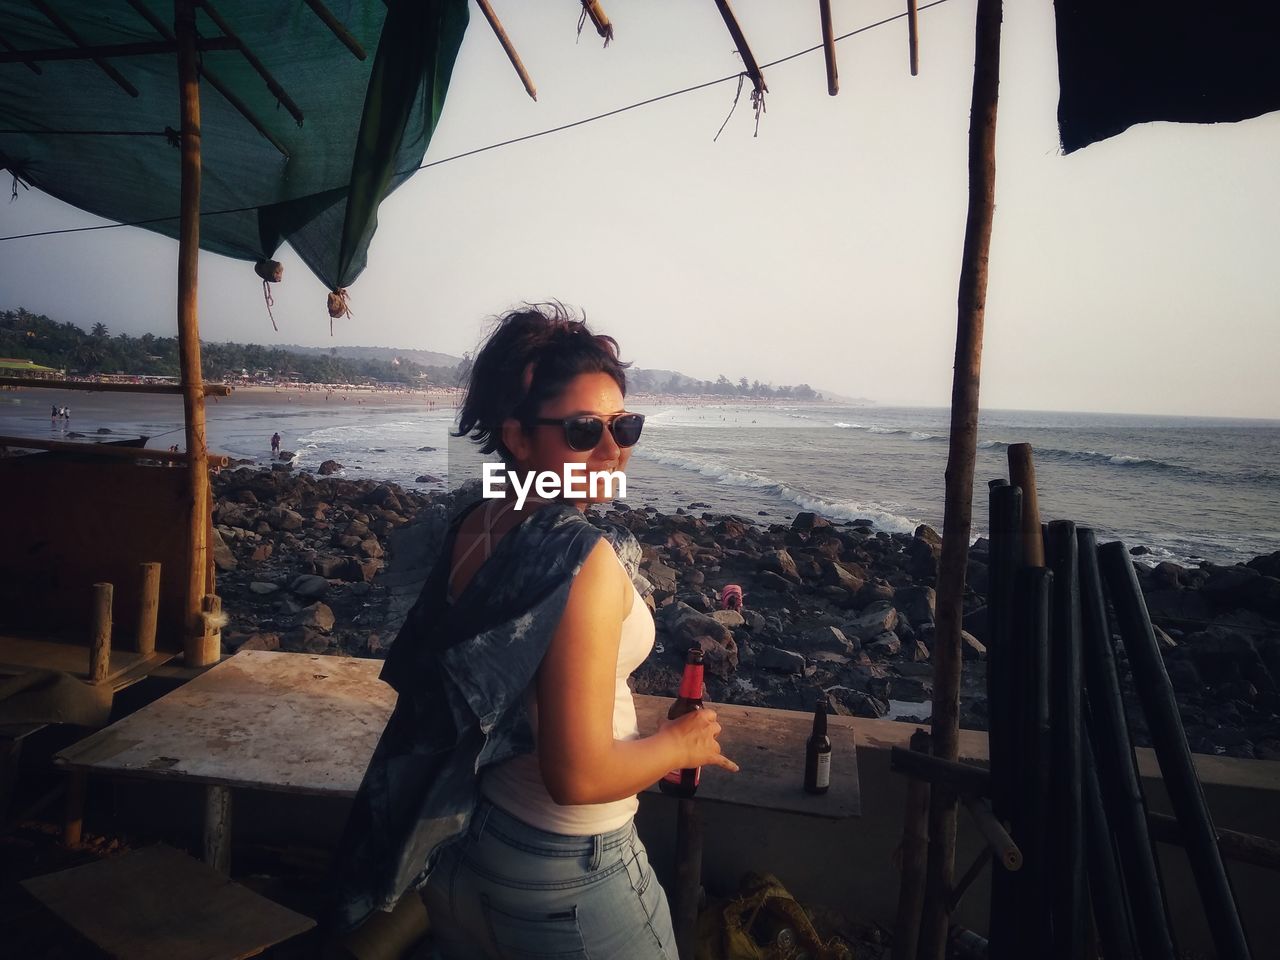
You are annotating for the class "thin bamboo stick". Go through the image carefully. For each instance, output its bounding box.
[962,796,1021,871]
[475,0,537,101]
[0,36,237,65]
[196,0,305,124]
[1147,811,1280,872]
[1083,731,1140,960]
[0,34,43,73]
[0,375,232,395]
[712,0,767,95]
[819,0,838,96]
[30,1,140,95]
[919,2,1002,957]
[176,0,216,669]
[302,0,367,60]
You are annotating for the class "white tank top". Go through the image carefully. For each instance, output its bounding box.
[480,557,656,835]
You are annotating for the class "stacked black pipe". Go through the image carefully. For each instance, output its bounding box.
[985,471,1254,958]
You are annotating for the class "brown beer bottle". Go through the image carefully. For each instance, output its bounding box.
[659,643,705,798]
[803,698,831,795]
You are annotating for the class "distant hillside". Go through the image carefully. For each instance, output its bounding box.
[278,343,462,368]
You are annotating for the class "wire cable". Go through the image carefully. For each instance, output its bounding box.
[0,1,953,245]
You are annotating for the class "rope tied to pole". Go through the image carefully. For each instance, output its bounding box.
[714,72,766,141]
[577,1,613,47]
[254,259,283,331]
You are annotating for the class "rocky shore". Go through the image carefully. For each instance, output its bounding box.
[210,467,1280,761]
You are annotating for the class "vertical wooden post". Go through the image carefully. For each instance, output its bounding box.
[175,0,214,668]
[892,729,932,960]
[920,2,1002,958]
[1006,444,1044,566]
[673,798,704,960]
[198,593,223,663]
[63,771,87,847]
[204,784,232,874]
[136,561,160,656]
[89,582,112,685]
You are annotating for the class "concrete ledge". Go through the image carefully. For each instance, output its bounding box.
[636,715,1279,956]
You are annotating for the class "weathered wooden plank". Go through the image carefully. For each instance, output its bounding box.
[21,844,314,960]
[56,651,396,797]
[634,696,860,819]
[0,635,174,691]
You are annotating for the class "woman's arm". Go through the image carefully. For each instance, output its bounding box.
[536,538,738,806]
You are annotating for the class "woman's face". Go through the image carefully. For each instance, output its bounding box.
[503,371,635,510]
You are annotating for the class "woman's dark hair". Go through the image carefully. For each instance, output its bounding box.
[453,302,631,464]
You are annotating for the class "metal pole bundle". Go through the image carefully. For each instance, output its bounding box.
[1078,528,1174,959]
[1099,542,1253,959]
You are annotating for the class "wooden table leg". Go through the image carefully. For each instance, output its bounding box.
[674,798,704,960]
[203,784,232,874]
[63,770,87,847]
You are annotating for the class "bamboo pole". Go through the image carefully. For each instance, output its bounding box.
[90,583,113,685]
[713,0,767,95]
[175,0,216,669]
[907,0,920,76]
[136,562,161,656]
[475,0,537,101]
[962,796,1021,871]
[1083,732,1140,960]
[919,2,1002,957]
[819,0,838,96]
[1147,811,1280,873]
[1006,444,1043,566]
[891,730,931,960]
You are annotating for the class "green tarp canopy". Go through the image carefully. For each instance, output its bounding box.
[0,0,468,294]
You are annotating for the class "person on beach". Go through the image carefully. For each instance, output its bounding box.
[332,304,736,958]
[270,432,281,457]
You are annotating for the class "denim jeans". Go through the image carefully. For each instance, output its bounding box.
[422,797,678,959]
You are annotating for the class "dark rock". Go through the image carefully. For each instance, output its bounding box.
[855,578,895,607]
[318,460,343,476]
[289,574,329,599]
[266,506,304,531]
[760,549,802,584]
[961,630,987,661]
[844,603,899,641]
[895,586,937,626]
[756,645,807,674]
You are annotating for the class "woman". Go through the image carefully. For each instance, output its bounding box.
[333,304,736,958]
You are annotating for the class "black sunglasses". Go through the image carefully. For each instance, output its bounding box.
[532,412,646,452]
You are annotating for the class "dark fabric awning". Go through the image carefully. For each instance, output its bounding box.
[1055,0,1280,153]
[0,0,469,291]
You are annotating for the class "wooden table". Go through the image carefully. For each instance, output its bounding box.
[54,650,396,872]
[634,696,861,960]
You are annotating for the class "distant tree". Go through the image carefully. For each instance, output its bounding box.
[90,322,108,339]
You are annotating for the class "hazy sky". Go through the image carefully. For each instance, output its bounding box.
[2,1,1278,419]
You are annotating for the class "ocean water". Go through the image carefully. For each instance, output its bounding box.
[3,390,1277,567]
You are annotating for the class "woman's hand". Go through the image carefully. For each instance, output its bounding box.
[659,708,740,773]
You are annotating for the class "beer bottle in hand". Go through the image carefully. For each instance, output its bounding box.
[659,643,705,798]
[804,698,831,795]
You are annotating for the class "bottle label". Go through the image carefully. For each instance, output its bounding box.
[677,665,704,700]
[815,753,831,789]
[662,766,701,786]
